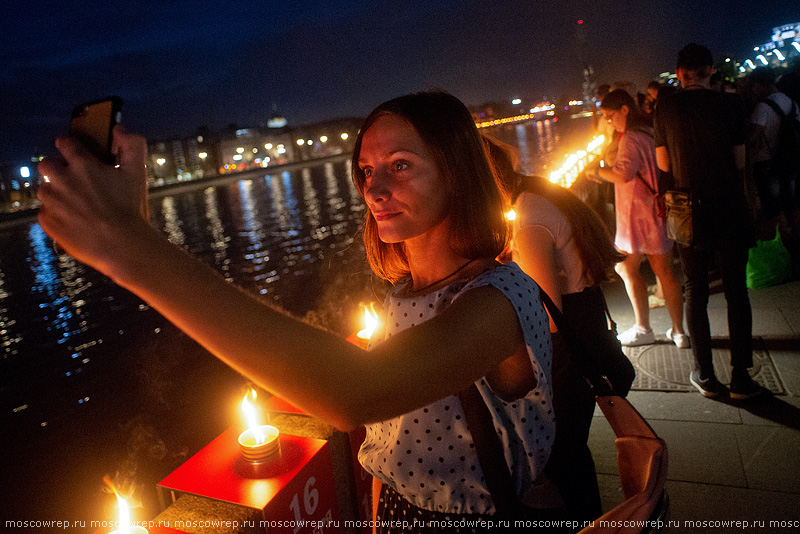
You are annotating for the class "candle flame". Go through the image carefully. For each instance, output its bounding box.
[357,302,379,340]
[242,389,265,445]
[103,476,131,534]
[505,209,517,221]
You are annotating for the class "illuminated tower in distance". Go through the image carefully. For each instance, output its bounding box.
[576,19,597,109]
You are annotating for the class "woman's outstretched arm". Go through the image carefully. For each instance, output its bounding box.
[37,129,525,431]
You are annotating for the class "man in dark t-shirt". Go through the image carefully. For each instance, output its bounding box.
[653,43,761,400]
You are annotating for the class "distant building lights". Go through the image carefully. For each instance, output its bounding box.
[745,59,756,69]
[20,166,30,178]
[297,139,305,146]
[233,154,243,161]
[511,98,522,105]
[236,147,245,154]
[277,144,286,154]
[320,135,328,143]
[265,143,273,149]
[725,57,731,62]
[341,133,349,140]
[774,50,785,61]
[199,152,208,159]
[739,66,746,73]
[307,139,313,145]
[197,135,204,143]
[793,42,800,53]
[156,158,166,165]
[252,148,258,153]
[756,54,768,65]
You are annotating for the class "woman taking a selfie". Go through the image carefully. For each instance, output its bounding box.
[38,91,561,531]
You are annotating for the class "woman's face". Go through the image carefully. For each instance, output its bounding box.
[358,114,449,245]
[602,105,628,133]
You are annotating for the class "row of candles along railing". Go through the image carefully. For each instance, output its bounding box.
[100,134,606,533]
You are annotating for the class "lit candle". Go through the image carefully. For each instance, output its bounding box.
[238,389,280,464]
[346,302,380,349]
[357,302,379,341]
[104,477,148,534]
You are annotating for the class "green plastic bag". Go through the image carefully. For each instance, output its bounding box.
[746,228,792,289]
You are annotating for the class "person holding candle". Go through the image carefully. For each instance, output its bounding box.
[485,136,628,524]
[587,89,689,349]
[37,91,562,530]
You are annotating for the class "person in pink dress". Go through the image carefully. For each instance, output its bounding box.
[588,89,689,348]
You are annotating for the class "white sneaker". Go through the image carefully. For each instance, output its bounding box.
[666,327,691,348]
[618,325,655,347]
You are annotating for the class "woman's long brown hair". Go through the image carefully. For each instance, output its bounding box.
[485,137,625,287]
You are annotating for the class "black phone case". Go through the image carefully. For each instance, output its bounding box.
[69,96,123,164]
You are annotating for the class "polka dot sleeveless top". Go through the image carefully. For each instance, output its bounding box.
[358,262,554,515]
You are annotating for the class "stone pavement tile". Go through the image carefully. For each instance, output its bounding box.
[737,390,800,425]
[749,280,800,308]
[700,307,796,338]
[780,310,800,336]
[597,474,800,531]
[768,351,800,397]
[659,480,800,532]
[752,308,797,338]
[588,418,747,487]
[735,424,800,494]
[620,391,743,424]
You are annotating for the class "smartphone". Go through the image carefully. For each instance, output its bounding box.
[69,96,123,164]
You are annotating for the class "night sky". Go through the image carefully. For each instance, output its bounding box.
[1,1,797,163]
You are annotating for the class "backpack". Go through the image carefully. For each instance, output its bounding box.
[762,97,800,174]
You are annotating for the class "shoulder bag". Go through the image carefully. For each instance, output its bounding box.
[664,190,693,246]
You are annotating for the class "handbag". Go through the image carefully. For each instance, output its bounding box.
[664,190,693,246]
[459,288,668,532]
[561,286,635,396]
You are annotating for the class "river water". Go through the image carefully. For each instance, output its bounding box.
[1,117,593,531]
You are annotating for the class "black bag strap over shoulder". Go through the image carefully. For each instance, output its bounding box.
[457,384,521,518]
[538,288,618,397]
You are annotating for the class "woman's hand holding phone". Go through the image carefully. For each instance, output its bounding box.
[37,126,151,275]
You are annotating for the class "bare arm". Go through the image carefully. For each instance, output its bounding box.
[513,225,561,332]
[37,131,524,431]
[656,146,670,173]
[595,165,630,185]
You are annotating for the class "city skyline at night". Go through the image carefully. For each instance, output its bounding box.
[2,0,798,165]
